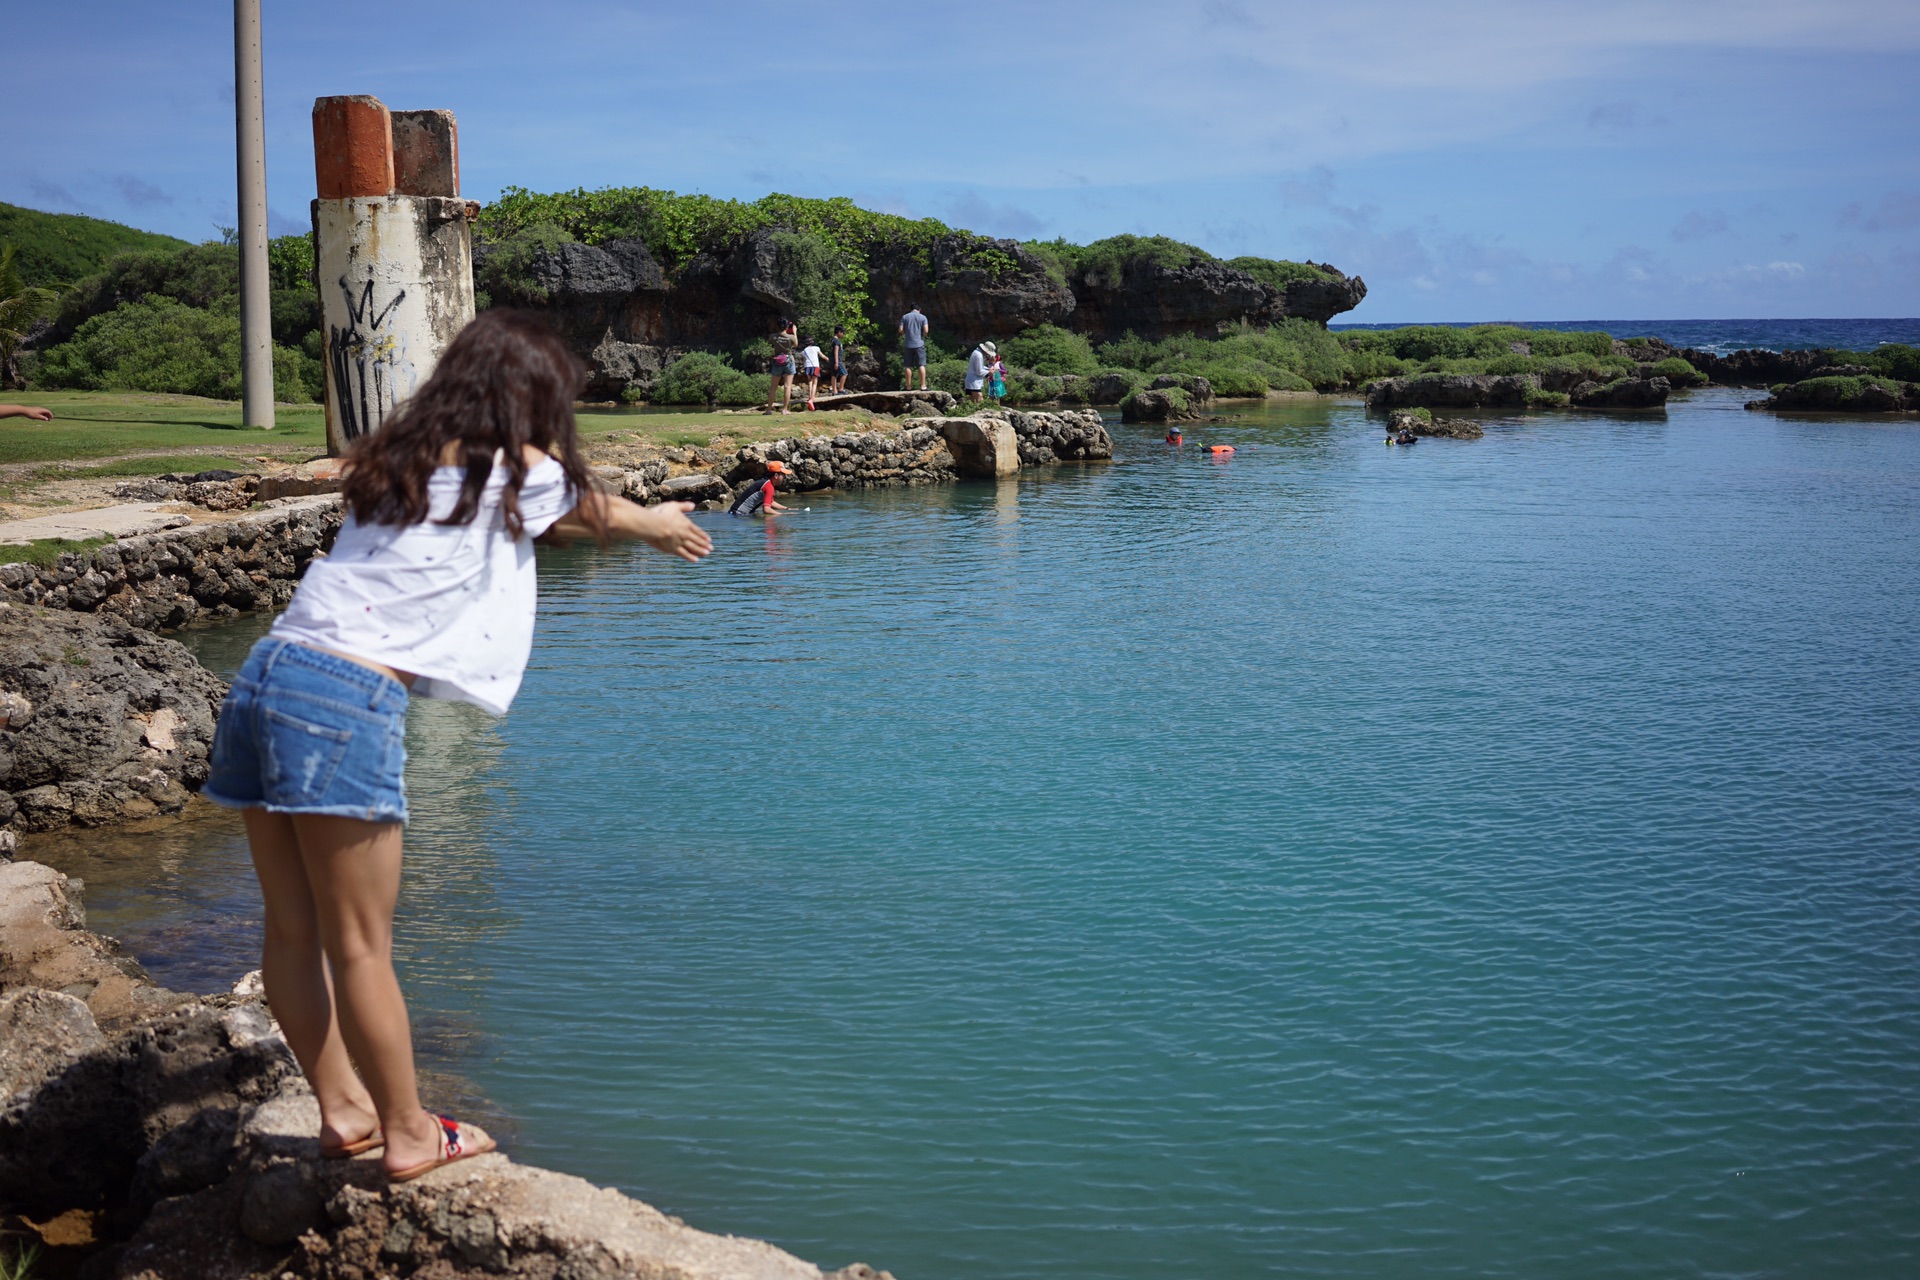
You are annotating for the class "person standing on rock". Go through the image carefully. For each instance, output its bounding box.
[899,306,930,391]
[202,310,711,1185]
[964,340,997,404]
[800,338,824,410]
[768,319,799,414]
[829,325,849,395]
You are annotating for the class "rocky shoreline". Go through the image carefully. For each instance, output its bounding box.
[0,857,894,1279]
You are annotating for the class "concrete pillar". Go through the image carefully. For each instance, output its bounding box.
[311,95,477,455]
[937,417,1021,478]
[233,0,273,429]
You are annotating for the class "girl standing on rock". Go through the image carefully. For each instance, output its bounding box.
[203,311,711,1182]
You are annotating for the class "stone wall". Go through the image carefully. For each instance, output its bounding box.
[608,410,1113,508]
[0,497,342,632]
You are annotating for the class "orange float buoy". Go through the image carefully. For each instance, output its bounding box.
[1206,445,1235,455]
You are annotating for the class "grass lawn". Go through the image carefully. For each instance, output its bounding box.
[2,391,326,464]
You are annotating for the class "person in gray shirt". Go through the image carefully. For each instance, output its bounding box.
[898,307,930,390]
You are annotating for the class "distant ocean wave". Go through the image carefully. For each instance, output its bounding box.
[1329,318,1920,355]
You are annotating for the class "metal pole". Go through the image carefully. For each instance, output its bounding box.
[234,0,274,428]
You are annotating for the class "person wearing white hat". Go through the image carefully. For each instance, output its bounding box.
[965,340,998,404]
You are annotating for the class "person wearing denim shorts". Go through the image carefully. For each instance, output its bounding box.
[204,311,712,1183]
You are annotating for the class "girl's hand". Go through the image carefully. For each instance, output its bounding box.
[625,501,713,563]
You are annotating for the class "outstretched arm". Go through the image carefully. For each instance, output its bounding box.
[541,493,713,562]
[0,405,53,422]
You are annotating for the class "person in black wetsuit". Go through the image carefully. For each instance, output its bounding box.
[729,460,794,516]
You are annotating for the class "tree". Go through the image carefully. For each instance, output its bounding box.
[0,242,59,390]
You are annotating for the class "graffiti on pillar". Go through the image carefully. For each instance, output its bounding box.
[328,273,417,442]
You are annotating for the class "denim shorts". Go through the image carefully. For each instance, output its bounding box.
[204,638,410,823]
[902,345,927,368]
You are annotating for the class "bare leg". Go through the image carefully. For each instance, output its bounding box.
[246,810,380,1150]
[291,813,444,1175]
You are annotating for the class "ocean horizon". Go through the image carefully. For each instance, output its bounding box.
[1329,317,1920,354]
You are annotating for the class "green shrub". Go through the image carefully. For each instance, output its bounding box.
[768,228,863,342]
[1650,357,1706,387]
[1000,324,1098,376]
[1861,343,1920,381]
[1223,257,1337,290]
[474,220,571,308]
[1019,239,1072,286]
[1263,368,1314,392]
[1192,361,1270,397]
[1345,347,1410,383]
[654,352,762,405]
[1508,328,1614,358]
[267,233,315,290]
[1069,235,1212,288]
[1001,370,1064,404]
[36,294,313,401]
[925,358,968,394]
[1524,386,1570,408]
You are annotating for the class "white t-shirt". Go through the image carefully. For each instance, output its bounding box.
[271,457,575,716]
[801,345,822,371]
[965,348,988,390]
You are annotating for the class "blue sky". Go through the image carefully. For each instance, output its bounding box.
[10,0,1919,321]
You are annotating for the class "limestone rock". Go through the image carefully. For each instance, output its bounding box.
[0,606,227,831]
[1005,409,1114,463]
[1068,254,1365,343]
[527,239,666,299]
[1389,409,1484,440]
[1570,376,1670,408]
[1365,374,1539,409]
[1149,373,1215,405]
[0,987,105,1101]
[1120,389,1203,423]
[937,417,1022,478]
[1751,376,1918,413]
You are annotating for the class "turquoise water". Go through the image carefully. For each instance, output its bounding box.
[67,387,1920,1277]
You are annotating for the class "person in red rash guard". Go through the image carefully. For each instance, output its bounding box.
[728,460,795,516]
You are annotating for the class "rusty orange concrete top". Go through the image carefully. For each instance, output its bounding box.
[392,109,460,198]
[313,96,395,199]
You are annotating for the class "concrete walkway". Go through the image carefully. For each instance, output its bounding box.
[0,503,194,545]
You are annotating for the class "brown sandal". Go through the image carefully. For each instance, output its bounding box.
[320,1128,384,1159]
[386,1114,496,1184]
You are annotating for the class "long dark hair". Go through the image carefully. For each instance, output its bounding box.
[340,310,605,540]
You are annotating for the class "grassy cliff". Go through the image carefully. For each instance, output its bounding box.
[0,202,190,288]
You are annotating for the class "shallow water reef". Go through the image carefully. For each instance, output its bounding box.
[1746,374,1920,413]
[1364,371,1671,411]
[0,858,896,1279]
